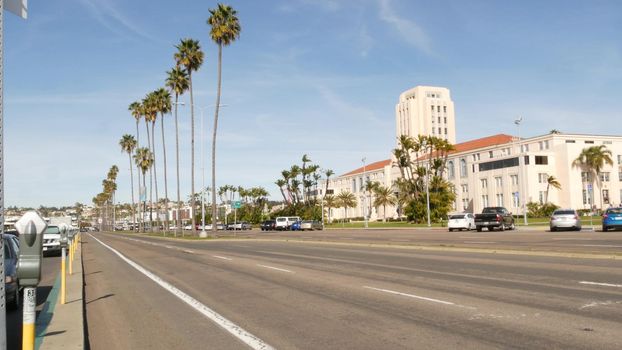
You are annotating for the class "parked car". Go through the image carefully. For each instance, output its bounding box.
[275,216,301,230]
[602,207,622,231]
[260,220,276,231]
[549,209,582,231]
[447,213,475,231]
[300,220,323,231]
[227,222,252,230]
[474,207,515,232]
[43,225,62,256]
[4,234,20,310]
[290,220,302,231]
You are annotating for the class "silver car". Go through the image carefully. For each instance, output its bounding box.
[550,209,582,231]
[300,220,323,231]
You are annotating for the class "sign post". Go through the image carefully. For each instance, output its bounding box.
[232,200,241,236]
[15,211,46,350]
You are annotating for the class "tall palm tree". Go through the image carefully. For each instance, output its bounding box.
[175,38,204,235]
[120,134,137,231]
[573,145,613,210]
[154,88,172,232]
[208,4,241,234]
[143,92,160,228]
[545,175,562,204]
[336,191,357,224]
[134,147,154,232]
[129,101,143,146]
[166,67,190,235]
[323,195,336,223]
[107,165,119,230]
[373,185,396,222]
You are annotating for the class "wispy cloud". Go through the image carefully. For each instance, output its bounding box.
[76,0,158,43]
[278,0,342,13]
[377,0,434,55]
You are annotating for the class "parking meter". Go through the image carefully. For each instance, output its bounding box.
[59,226,68,249]
[15,211,47,287]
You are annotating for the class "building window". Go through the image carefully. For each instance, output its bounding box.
[539,141,543,150]
[581,172,592,182]
[444,117,447,124]
[512,192,520,207]
[619,172,622,181]
[599,172,610,182]
[460,158,467,178]
[431,105,434,113]
[620,189,622,204]
[472,154,477,162]
[443,106,447,113]
[583,189,592,205]
[495,176,503,187]
[482,195,489,207]
[524,155,530,165]
[461,184,468,193]
[603,140,612,144]
[535,156,548,165]
[618,155,622,164]
[521,144,529,152]
[538,173,548,183]
[565,140,575,143]
[444,128,447,135]
[489,151,494,158]
[603,189,610,204]
[438,127,442,134]
[584,140,594,144]
[462,198,469,210]
[438,116,441,123]
[496,193,504,207]
[539,191,546,204]
[352,179,356,193]
[481,179,488,189]
[437,106,441,113]
[511,174,519,185]
[447,161,455,179]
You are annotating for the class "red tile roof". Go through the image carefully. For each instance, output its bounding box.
[451,134,514,154]
[341,159,391,177]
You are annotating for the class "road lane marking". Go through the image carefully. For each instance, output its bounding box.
[213,255,233,261]
[183,250,195,254]
[579,244,622,248]
[389,239,410,242]
[89,234,274,350]
[580,281,622,288]
[463,241,496,244]
[363,286,455,306]
[551,238,592,241]
[257,264,292,273]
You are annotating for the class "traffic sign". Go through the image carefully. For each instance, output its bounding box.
[232,200,242,209]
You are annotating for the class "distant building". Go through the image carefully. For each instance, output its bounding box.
[395,86,456,144]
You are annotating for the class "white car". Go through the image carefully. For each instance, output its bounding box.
[43,225,62,255]
[448,213,475,231]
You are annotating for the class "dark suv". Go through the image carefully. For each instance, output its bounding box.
[260,220,276,231]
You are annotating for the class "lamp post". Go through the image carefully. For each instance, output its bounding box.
[362,157,368,228]
[425,164,431,227]
[171,101,185,236]
[514,116,528,226]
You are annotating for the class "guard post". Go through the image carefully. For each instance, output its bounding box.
[59,225,68,304]
[15,211,46,350]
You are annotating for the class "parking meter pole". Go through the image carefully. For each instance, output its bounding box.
[234,208,237,237]
[61,247,66,304]
[22,287,36,350]
[69,242,73,275]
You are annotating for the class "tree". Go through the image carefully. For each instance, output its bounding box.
[120,134,137,230]
[175,38,204,235]
[336,191,357,223]
[323,195,336,223]
[208,3,241,233]
[545,175,562,203]
[128,101,143,146]
[154,88,172,232]
[166,67,189,235]
[373,185,396,222]
[573,145,613,210]
[550,129,561,134]
[134,147,153,232]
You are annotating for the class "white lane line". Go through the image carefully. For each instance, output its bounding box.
[578,244,622,248]
[463,241,496,244]
[257,264,293,273]
[183,250,195,254]
[213,255,233,261]
[89,234,274,350]
[363,286,455,306]
[580,281,622,288]
[460,236,485,239]
[551,238,592,241]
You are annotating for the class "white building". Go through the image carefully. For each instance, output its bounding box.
[323,85,622,221]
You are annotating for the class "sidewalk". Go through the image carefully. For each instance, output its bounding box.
[37,241,85,350]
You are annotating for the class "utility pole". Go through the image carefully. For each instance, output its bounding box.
[515,117,528,226]
[362,157,368,228]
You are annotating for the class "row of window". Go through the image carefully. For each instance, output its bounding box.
[430,105,447,113]
[582,189,622,206]
[581,172,622,182]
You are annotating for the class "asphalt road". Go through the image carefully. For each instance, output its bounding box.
[84,231,622,349]
[6,252,61,350]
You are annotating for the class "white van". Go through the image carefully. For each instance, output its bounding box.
[275,216,301,230]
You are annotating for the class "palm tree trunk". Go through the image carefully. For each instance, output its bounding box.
[211,43,223,234]
[545,183,550,203]
[146,120,153,231]
[189,73,196,235]
[383,204,387,222]
[129,153,136,232]
[174,95,181,237]
[142,170,147,232]
[152,122,159,232]
[160,112,169,234]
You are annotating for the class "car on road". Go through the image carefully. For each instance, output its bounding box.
[290,220,302,231]
[300,220,323,231]
[549,209,582,231]
[227,222,252,230]
[43,225,62,256]
[474,207,515,232]
[275,216,301,231]
[4,234,20,310]
[260,220,276,231]
[602,207,622,231]
[447,213,475,231]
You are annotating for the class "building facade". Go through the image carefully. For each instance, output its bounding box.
[395,86,456,144]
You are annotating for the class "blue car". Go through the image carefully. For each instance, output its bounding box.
[602,207,622,231]
[290,220,302,231]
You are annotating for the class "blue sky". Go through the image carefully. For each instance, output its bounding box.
[4,0,622,207]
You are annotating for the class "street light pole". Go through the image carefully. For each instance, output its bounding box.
[515,116,528,226]
[425,164,431,227]
[200,107,207,238]
[362,157,368,228]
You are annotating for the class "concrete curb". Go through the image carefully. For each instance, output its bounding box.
[39,242,84,350]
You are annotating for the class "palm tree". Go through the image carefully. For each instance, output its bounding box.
[175,38,204,235]
[550,129,561,134]
[166,67,189,235]
[120,134,137,231]
[154,88,172,232]
[573,145,613,210]
[107,165,119,230]
[373,185,396,222]
[323,195,336,223]
[129,101,143,147]
[208,4,241,234]
[336,191,357,224]
[134,147,154,232]
[544,175,562,203]
[323,169,334,199]
[143,92,161,228]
